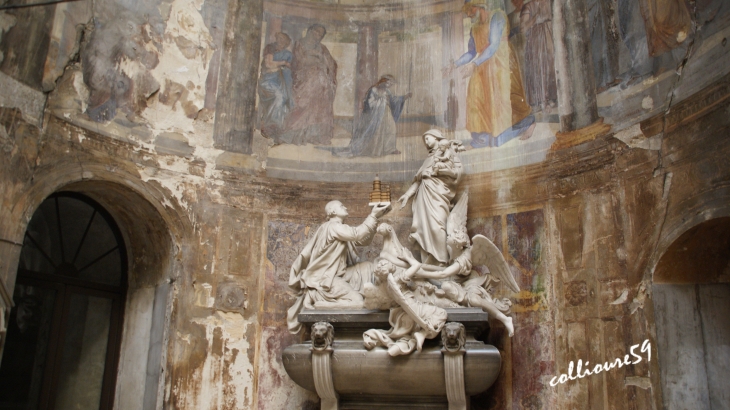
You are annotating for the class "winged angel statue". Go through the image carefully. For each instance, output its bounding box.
[286,130,519,356]
[361,132,520,356]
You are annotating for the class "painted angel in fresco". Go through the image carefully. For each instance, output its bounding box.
[258,32,294,140]
[278,24,337,146]
[443,0,535,148]
[329,75,411,157]
[398,129,463,266]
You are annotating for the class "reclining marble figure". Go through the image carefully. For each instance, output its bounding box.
[363,256,449,356]
[363,205,519,356]
[403,191,519,337]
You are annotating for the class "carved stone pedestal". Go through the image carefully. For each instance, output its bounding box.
[283,309,501,410]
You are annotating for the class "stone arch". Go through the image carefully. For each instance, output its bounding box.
[646,189,730,282]
[650,217,730,410]
[1,167,191,410]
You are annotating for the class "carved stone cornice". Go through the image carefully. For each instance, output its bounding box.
[264,0,461,24]
[641,71,730,137]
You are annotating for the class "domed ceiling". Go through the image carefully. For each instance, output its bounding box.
[42,0,730,183]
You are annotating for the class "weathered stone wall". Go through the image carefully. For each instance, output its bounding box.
[1,0,729,409]
[0,71,728,408]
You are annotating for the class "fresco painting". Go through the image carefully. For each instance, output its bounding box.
[447,0,535,148]
[519,0,557,111]
[257,32,293,141]
[258,1,548,157]
[36,0,730,182]
[276,24,338,146]
[327,75,411,157]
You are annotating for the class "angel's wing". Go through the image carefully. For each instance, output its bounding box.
[446,189,468,240]
[471,234,520,293]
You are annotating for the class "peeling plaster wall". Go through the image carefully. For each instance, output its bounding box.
[1,79,728,408]
[0,1,729,409]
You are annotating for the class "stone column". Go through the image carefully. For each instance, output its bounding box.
[213,0,264,154]
[441,11,466,131]
[552,0,599,132]
[354,24,378,123]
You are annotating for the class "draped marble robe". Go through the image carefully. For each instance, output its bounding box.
[287,216,377,333]
[407,149,463,265]
[363,264,447,356]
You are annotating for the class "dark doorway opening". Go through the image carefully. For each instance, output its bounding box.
[652,217,730,410]
[0,192,127,410]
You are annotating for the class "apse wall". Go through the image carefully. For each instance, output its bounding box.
[1,0,730,409]
[9,0,727,183]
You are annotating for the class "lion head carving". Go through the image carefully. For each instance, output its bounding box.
[311,321,334,351]
[441,322,466,352]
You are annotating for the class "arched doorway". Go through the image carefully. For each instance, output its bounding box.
[0,192,127,409]
[652,217,730,410]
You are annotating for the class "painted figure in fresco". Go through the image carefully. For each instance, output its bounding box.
[81,14,160,123]
[330,75,411,157]
[639,0,694,76]
[258,32,294,140]
[640,0,691,58]
[616,0,653,88]
[444,0,535,148]
[587,0,620,92]
[279,24,338,146]
[398,129,463,266]
[287,201,391,333]
[520,0,557,110]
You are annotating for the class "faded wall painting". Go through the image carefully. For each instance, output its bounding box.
[27,0,730,182]
[257,0,564,182]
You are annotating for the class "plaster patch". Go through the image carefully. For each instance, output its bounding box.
[625,376,652,390]
[190,312,255,409]
[194,283,215,308]
[613,124,662,150]
[143,0,214,134]
[0,71,46,127]
[0,12,16,35]
[610,289,628,305]
[71,70,90,113]
[641,96,654,110]
[630,281,648,314]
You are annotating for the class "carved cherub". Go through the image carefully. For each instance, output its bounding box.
[432,139,466,173]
